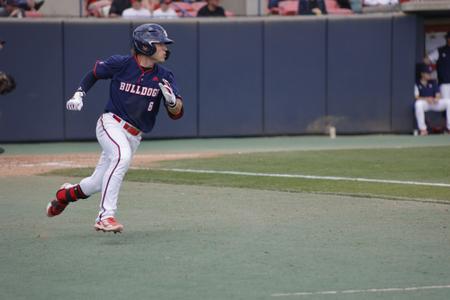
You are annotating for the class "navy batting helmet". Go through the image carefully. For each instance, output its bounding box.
[132,23,173,57]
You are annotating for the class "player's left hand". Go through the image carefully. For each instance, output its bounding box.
[159,79,177,107]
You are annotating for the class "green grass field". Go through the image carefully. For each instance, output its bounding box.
[50,146,450,202]
[2,136,450,300]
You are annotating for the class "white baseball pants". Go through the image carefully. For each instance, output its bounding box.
[440,83,450,99]
[79,113,141,222]
[414,98,450,131]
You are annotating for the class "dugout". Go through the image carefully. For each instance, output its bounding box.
[0,14,422,142]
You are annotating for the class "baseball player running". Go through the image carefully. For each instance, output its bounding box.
[46,23,184,233]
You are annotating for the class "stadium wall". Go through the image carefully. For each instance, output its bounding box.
[0,15,419,142]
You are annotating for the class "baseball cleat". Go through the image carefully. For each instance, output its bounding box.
[46,183,73,217]
[419,129,428,136]
[94,217,124,233]
[46,199,68,217]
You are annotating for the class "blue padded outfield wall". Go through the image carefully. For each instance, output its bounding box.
[0,15,419,142]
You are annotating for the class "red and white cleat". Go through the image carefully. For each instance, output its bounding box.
[94,217,124,233]
[46,183,74,217]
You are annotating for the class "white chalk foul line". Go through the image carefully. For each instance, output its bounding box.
[158,168,450,188]
[271,284,450,297]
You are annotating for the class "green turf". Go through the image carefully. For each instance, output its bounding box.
[3,134,450,155]
[47,146,450,202]
[3,137,450,299]
[1,176,450,300]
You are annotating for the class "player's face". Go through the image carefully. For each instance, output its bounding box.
[422,72,431,81]
[152,43,169,63]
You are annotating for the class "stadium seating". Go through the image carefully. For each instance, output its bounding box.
[192,1,207,12]
[169,1,235,17]
[325,0,353,14]
[225,10,235,16]
[171,1,195,17]
[24,10,43,18]
[278,0,298,15]
[86,0,111,17]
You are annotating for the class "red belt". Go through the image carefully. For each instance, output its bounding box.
[112,114,141,136]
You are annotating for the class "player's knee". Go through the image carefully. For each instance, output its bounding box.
[90,182,102,194]
[443,98,450,107]
[80,176,102,195]
[120,152,132,166]
[110,152,132,169]
[415,100,425,111]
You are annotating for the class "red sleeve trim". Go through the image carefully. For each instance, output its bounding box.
[168,108,184,120]
[167,99,184,120]
[93,60,99,79]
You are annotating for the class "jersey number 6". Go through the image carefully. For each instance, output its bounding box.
[147,101,154,111]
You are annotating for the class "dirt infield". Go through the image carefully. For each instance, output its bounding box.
[0,152,218,177]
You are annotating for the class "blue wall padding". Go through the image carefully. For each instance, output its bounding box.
[391,15,417,132]
[264,18,327,134]
[0,15,420,142]
[327,16,392,133]
[198,20,264,136]
[0,21,64,142]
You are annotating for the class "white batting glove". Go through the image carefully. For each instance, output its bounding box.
[66,90,85,111]
[159,79,177,107]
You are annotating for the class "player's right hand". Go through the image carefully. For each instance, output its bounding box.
[66,91,85,111]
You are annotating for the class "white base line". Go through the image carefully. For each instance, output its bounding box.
[158,168,450,188]
[271,284,450,297]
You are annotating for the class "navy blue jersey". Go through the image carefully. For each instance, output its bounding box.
[416,80,440,97]
[93,55,181,133]
[437,46,450,84]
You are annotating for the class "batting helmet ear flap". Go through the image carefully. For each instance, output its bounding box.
[132,23,174,57]
[133,37,156,56]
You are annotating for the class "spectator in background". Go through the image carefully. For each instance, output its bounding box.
[348,0,362,13]
[109,0,131,17]
[121,0,151,18]
[0,0,8,16]
[86,0,112,17]
[153,0,178,19]
[363,0,398,6]
[11,0,44,10]
[1,0,44,17]
[298,0,327,15]
[148,0,160,11]
[336,0,351,9]
[197,0,225,17]
[268,0,279,9]
[414,63,450,136]
[428,32,450,99]
[267,0,282,15]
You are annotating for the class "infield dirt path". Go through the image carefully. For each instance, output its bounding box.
[0,152,218,177]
